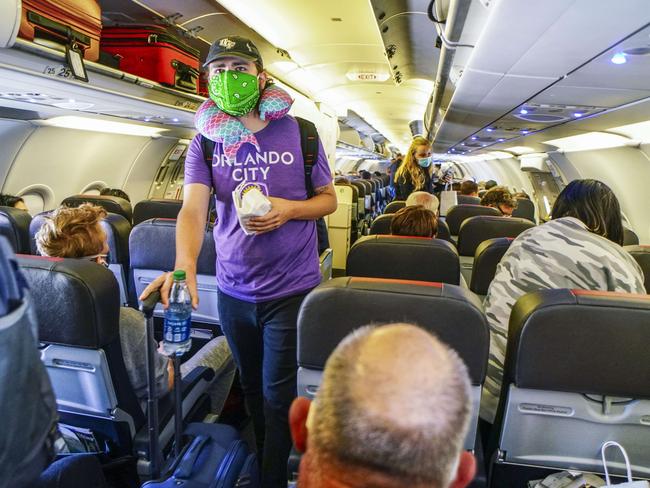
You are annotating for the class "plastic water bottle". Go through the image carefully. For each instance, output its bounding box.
[162,270,192,356]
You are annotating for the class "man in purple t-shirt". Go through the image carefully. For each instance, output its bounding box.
[141,36,336,487]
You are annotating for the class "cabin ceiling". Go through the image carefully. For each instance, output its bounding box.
[100,0,441,149]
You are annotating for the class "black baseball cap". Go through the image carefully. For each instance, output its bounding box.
[203,36,263,68]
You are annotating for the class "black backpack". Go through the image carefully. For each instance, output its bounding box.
[200,117,330,255]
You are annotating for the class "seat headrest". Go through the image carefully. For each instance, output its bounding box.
[457,195,481,205]
[349,181,366,196]
[470,237,513,295]
[133,199,183,226]
[101,213,131,266]
[29,211,131,266]
[623,227,640,246]
[625,245,650,291]
[0,206,31,254]
[512,198,535,222]
[446,204,500,235]
[369,214,393,235]
[457,216,534,257]
[17,255,120,348]
[62,194,132,222]
[384,201,406,214]
[129,219,216,275]
[298,277,488,385]
[346,235,460,285]
[506,289,650,398]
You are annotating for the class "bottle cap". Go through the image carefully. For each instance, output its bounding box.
[173,270,186,280]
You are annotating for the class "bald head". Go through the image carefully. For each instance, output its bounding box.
[304,324,472,487]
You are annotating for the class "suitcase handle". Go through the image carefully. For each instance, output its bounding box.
[26,10,91,48]
[174,435,210,479]
[172,60,199,93]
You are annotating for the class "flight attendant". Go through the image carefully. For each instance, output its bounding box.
[394,136,434,200]
[142,36,337,487]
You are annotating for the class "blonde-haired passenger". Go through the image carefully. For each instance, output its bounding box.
[393,136,433,200]
[36,204,235,414]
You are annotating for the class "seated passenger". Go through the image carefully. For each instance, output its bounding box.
[99,188,130,202]
[480,179,647,423]
[480,186,517,216]
[484,180,497,190]
[289,323,476,488]
[394,136,433,200]
[34,204,235,413]
[390,205,438,238]
[460,180,479,197]
[405,191,440,214]
[513,191,530,200]
[0,194,28,211]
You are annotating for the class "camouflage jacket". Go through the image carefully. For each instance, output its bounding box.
[480,217,646,423]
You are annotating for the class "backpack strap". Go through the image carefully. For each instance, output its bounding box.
[200,135,216,187]
[296,117,319,198]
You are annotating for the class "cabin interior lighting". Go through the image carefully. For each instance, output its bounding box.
[543,132,629,152]
[505,146,536,155]
[608,120,650,142]
[42,116,167,137]
[488,151,515,158]
[611,52,627,64]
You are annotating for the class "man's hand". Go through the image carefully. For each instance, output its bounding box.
[139,267,200,309]
[246,197,296,234]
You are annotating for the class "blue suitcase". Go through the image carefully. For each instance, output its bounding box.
[139,293,259,488]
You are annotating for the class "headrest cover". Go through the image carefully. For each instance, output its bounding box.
[457,216,534,256]
[101,213,131,265]
[456,195,481,206]
[347,235,460,285]
[129,219,216,275]
[133,199,183,226]
[506,288,650,398]
[470,237,512,295]
[0,206,31,254]
[512,198,535,222]
[369,214,393,235]
[18,256,120,348]
[446,204,500,235]
[384,201,406,214]
[62,195,132,222]
[298,277,488,384]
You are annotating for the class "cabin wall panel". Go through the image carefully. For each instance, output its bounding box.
[122,137,179,204]
[558,146,650,244]
[2,126,165,208]
[0,119,35,191]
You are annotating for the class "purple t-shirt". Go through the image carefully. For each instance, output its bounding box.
[184,115,332,303]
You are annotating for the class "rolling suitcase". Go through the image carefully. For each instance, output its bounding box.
[101,26,200,93]
[139,292,259,488]
[19,0,102,61]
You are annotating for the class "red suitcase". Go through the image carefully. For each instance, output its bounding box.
[19,0,102,62]
[101,26,200,94]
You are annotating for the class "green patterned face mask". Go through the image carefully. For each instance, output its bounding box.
[208,70,261,117]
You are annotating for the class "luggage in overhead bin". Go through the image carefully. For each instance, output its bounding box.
[101,26,200,93]
[19,0,102,61]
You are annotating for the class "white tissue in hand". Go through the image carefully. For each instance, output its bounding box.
[240,188,271,216]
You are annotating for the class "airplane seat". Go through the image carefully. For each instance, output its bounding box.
[346,235,460,285]
[368,214,392,235]
[491,289,650,484]
[469,237,513,298]
[512,198,536,223]
[358,180,374,215]
[445,204,501,235]
[457,195,481,205]
[436,218,455,246]
[297,276,489,451]
[623,227,640,246]
[383,200,406,214]
[625,245,650,291]
[61,194,133,223]
[133,199,183,226]
[17,255,215,464]
[457,216,533,284]
[0,206,32,253]
[29,211,132,305]
[130,218,219,326]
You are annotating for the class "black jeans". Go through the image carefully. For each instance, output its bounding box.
[217,289,308,488]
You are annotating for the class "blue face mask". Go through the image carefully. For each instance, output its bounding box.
[417,156,433,168]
